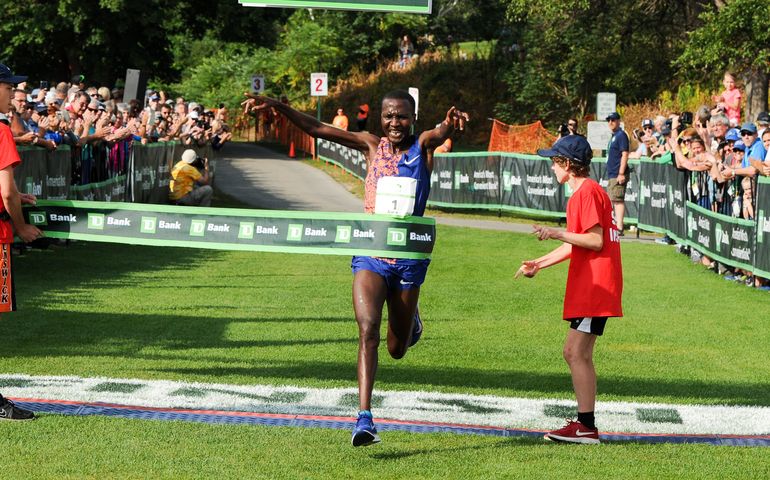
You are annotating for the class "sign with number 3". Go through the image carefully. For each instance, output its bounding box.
[251,75,265,94]
[310,73,328,97]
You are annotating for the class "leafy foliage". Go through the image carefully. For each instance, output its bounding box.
[677,0,770,77]
[494,0,704,125]
[0,0,286,86]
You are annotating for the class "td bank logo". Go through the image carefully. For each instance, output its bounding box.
[454,170,461,189]
[190,220,206,237]
[335,226,351,243]
[88,213,105,230]
[28,212,47,226]
[715,223,723,246]
[238,222,255,239]
[387,228,407,246]
[141,217,157,234]
[687,213,695,235]
[287,224,303,242]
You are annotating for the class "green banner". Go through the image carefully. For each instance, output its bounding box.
[15,145,72,200]
[685,201,755,271]
[239,0,432,13]
[131,142,175,204]
[754,177,770,277]
[70,175,128,202]
[317,139,367,180]
[24,200,435,259]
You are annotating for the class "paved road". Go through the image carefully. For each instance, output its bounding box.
[215,142,360,212]
[214,142,654,241]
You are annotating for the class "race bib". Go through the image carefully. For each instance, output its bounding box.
[374,176,417,218]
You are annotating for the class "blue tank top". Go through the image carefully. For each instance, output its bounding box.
[364,135,431,217]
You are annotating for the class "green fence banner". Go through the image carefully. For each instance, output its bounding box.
[754,177,770,277]
[238,0,432,14]
[15,145,72,200]
[685,201,755,271]
[70,175,128,202]
[24,200,436,259]
[317,138,367,180]
[131,142,175,204]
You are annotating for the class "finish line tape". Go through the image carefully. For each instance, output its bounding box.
[23,200,435,259]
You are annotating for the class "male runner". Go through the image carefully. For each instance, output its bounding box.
[243,91,468,446]
[515,135,623,444]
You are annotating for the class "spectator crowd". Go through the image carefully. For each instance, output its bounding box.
[4,74,232,184]
[569,72,770,290]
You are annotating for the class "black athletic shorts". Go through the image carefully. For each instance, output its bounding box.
[568,317,608,336]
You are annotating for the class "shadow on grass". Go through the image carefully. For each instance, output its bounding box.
[370,438,524,461]
[0,310,354,358]
[148,360,770,406]
[9,242,770,408]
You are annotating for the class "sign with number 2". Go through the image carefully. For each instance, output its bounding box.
[310,73,328,97]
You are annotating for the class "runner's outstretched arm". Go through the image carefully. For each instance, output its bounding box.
[419,107,469,170]
[243,94,378,153]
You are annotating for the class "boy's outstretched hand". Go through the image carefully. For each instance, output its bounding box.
[514,261,540,279]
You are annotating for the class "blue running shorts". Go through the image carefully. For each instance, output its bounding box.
[351,256,430,291]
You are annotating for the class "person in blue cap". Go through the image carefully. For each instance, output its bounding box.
[0,63,44,420]
[604,111,629,234]
[516,135,623,444]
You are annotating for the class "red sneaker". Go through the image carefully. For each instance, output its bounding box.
[544,419,600,444]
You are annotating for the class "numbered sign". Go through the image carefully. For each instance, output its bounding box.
[310,73,328,97]
[250,75,265,94]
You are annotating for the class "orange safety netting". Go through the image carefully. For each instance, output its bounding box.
[274,113,315,157]
[487,119,557,154]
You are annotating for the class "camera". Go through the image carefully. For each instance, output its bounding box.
[40,81,49,89]
[192,157,207,169]
[680,111,693,127]
[558,123,570,137]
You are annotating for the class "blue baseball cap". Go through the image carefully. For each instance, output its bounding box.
[605,111,621,121]
[725,129,741,142]
[537,135,593,165]
[733,140,746,152]
[740,123,757,135]
[0,64,27,85]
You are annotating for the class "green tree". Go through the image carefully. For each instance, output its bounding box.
[677,0,770,122]
[173,45,275,111]
[0,0,286,86]
[496,0,714,126]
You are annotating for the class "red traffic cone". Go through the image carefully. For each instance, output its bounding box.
[288,141,296,158]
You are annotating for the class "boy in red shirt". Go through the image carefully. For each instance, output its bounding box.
[0,64,44,420]
[516,135,623,444]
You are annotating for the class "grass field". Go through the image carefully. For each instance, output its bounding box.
[1,225,769,478]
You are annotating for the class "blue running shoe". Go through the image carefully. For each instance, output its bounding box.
[351,411,380,447]
[409,307,422,347]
